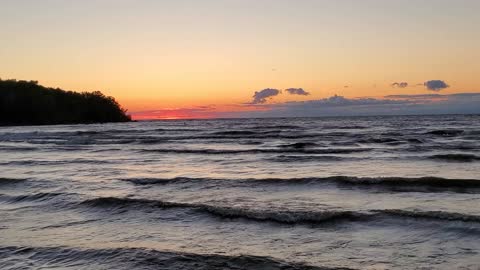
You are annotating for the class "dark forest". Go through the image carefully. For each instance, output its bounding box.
[0,79,131,126]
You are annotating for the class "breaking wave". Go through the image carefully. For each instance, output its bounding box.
[80,197,480,225]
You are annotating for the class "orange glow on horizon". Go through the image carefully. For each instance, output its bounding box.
[132,111,217,120]
[129,102,275,120]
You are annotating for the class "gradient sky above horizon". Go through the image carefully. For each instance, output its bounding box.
[1,0,480,119]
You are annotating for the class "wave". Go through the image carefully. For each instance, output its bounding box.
[325,176,480,190]
[1,159,113,166]
[122,176,480,193]
[0,145,38,151]
[267,155,349,162]
[40,219,99,229]
[374,209,480,223]
[211,130,258,136]
[139,147,371,155]
[134,138,168,144]
[28,138,136,146]
[80,197,371,224]
[356,137,404,145]
[403,138,422,143]
[426,129,464,136]
[0,245,343,270]
[14,128,474,146]
[0,178,27,185]
[141,133,325,141]
[153,128,203,132]
[74,130,101,135]
[323,125,369,130]
[122,177,193,185]
[202,206,368,224]
[429,154,480,162]
[80,197,480,225]
[0,192,65,203]
[279,142,319,149]
[248,125,303,130]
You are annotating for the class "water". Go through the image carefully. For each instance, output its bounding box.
[0,115,479,269]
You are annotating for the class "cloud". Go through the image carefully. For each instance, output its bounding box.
[252,88,281,104]
[391,82,408,88]
[385,94,444,100]
[133,92,480,120]
[290,94,405,107]
[424,80,449,91]
[231,93,480,118]
[285,88,310,96]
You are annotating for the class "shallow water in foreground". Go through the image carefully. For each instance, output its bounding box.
[1,115,479,269]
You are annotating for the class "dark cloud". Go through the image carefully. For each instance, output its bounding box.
[424,80,449,91]
[252,88,281,104]
[391,82,408,88]
[285,88,310,96]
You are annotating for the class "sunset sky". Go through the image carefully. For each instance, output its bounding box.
[1,0,480,119]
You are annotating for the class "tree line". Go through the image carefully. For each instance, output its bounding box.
[0,79,131,125]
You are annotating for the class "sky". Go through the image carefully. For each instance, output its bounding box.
[1,0,479,119]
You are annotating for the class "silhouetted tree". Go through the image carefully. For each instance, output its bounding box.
[0,79,131,125]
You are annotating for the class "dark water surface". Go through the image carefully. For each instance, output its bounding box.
[1,115,479,269]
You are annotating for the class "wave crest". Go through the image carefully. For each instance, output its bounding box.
[0,178,27,185]
[122,176,480,193]
[429,154,480,162]
[80,197,480,225]
[0,245,340,270]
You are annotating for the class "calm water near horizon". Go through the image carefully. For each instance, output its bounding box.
[1,115,479,269]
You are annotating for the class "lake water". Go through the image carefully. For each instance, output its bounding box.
[1,115,479,269]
